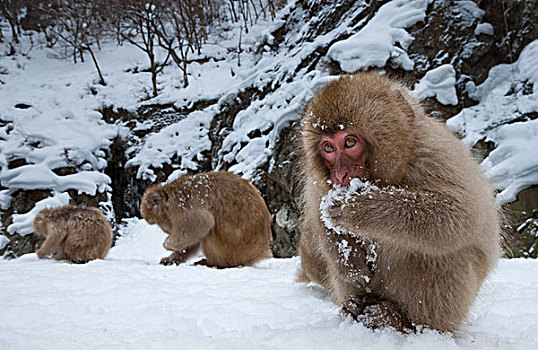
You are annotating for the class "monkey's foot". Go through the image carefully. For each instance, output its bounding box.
[70,258,90,264]
[194,258,210,267]
[194,259,230,269]
[356,301,415,333]
[160,252,184,266]
[341,296,367,319]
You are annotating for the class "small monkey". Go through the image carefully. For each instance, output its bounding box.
[298,73,501,332]
[141,171,272,268]
[33,205,112,263]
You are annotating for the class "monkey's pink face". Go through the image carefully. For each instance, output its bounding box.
[319,130,368,187]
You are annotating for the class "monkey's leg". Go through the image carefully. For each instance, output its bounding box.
[160,242,200,266]
[36,229,67,259]
[323,229,375,313]
[167,208,215,250]
[297,219,331,287]
[297,241,330,286]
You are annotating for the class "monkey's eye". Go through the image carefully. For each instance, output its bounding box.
[322,142,335,153]
[344,136,357,148]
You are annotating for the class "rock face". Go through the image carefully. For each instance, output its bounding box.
[1,0,536,258]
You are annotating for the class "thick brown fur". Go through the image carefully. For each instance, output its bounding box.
[141,171,272,268]
[33,205,113,263]
[298,73,501,332]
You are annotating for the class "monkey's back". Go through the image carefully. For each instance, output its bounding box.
[48,206,112,263]
[165,171,272,266]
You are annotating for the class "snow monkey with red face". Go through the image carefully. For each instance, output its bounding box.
[298,73,501,332]
[141,171,272,268]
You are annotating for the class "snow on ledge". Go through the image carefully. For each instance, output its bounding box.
[327,0,432,72]
[411,64,458,105]
[0,163,111,195]
[0,235,9,250]
[125,109,214,181]
[447,39,538,204]
[475,23,494,36]
[7,192,70,236]
[0,108,117,195]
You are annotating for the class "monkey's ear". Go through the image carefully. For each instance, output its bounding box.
[392,89,415,121]
[145,192,162,209]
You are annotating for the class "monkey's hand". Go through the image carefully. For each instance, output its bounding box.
[320,178,381,235]
[35,229,68,259]
[321,178,474,256]
[357,301,415,333]
[160,243,201,266]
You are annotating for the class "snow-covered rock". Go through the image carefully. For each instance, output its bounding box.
[327,0,432,72]
[447,40,538,204]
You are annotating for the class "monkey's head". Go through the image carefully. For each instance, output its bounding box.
[301,73,420,187]
[141,185,173,233]
[33,209,51,237]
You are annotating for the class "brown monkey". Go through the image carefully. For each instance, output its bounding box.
[33,205,112,263]
[298,73,501,332]
[141,171,272,268]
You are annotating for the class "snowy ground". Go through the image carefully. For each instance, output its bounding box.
[1,219,537,350]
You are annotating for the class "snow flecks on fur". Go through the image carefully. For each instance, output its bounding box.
[320,178,380,285]
[365,241,378,273]
[340,237,378,286]
[337,239,352,261]
[185,173,211,206]
[319,178,380,235]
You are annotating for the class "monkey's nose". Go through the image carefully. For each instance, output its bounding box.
[336,172,350,187]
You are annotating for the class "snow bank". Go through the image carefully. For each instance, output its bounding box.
[327,0,432,72]
[0,219,537,349]
[0,48,124,216]
[6,192,70,236]
[107,218,168,264]
[447,39,538,204]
